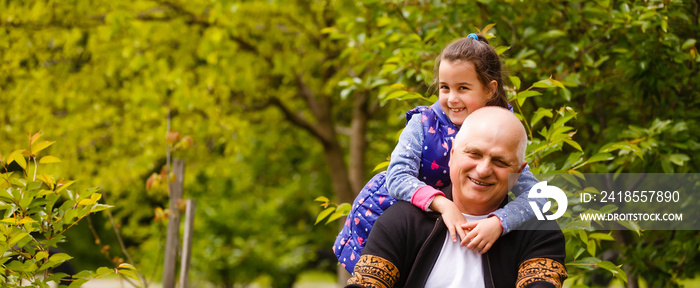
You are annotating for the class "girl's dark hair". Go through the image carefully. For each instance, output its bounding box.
[432,34,508,109]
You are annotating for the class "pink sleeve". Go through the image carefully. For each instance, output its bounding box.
[411,185,446,211]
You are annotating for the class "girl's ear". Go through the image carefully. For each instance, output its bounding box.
[487,80,498,98]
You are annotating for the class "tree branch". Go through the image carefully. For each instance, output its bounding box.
[295,73,322,118]
[393,5,419,36]
[268,97,331,144]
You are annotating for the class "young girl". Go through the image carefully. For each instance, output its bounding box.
[333,33,543,274]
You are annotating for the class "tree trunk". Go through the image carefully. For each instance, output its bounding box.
[323,139,355,205]
[349,90,369,194]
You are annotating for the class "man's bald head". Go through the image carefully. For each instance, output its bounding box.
[455,107,528,164]
[448,106,529,215]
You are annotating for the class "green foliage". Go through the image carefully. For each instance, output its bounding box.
[0,134,140,286]
[314,197,351,225]
[2,0,699,287]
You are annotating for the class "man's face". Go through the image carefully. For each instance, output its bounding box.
[449,122,525,215]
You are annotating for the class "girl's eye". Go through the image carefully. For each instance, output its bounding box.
[440,85,449,90]
[459,86,469,90]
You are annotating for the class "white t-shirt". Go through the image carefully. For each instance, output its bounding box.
[424,214,489,288]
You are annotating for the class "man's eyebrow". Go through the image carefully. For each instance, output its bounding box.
[462,146,480,153]
[492,154,516,165]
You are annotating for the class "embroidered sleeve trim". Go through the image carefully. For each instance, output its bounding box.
[347,255,400,288]
[516,258,567,288]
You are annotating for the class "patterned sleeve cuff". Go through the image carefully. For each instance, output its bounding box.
[410,186,445,211]
[516,258,568,288]
[347,255,400,288]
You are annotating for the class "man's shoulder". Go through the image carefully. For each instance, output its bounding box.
[378,201,439,227]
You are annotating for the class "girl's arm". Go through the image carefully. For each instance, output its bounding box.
[489,166,546,234]
[387,115,467,243]
[386,115,440,206]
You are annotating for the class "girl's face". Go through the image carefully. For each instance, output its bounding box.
[438,59,496,126]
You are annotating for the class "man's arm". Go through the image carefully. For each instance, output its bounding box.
[346,202,428,288]
[516,224,568,288]
[347,255,400,288]
[516,258,567,288]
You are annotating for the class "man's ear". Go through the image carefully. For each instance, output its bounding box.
[448,148,454,168]
[518,161,528,173]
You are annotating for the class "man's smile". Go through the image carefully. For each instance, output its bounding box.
[468,176,494,187]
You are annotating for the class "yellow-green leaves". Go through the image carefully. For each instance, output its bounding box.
[0,138,117,287]
[30,141,54,155]
[314,196,351,225]
[7,150,27,170]
[39,155,61,164]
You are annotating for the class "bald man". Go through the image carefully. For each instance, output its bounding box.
[347,107,567,288]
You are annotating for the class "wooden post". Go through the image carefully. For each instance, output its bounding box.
[163,159,184,288]
[179,199,195,288]
[337,218,350,286]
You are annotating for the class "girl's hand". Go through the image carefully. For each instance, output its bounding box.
[460,216,503,254]
[430,196,467,243]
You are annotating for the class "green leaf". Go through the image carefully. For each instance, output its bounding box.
[315,207,335,225]
[578,230,588,243]
[586,153,614,164]
[540,29,566,39]
[495,46,510,55]
[532,79,555,88]
[39,155,61,164]
[682,39,696,50]
[117,264,140,280]
[90,204,113,213]
[530,107,553,128]
[68,278,89,288]
[314,196,329,203]
[96,266,114,277]
[35,251,49,261]
[326,203,352,224]
[72,270,94,279]
[516,90,542,106]
[371,161,389,172]
[389,83,405,90]
[383,90,408,102]
[564,139,583,152]
[517,90,542,98]
[118,263,136,270]
[589,233,615,241]
[45,272,70,283]
[509,75,521,90]
[549,78,567,90]
[8,150,27,170]
[49,253,73,263]
[587,239,596,256]
[326,210,346,224]
[668,153,690,166]
[31,141,55,155]
[8,232,29,246]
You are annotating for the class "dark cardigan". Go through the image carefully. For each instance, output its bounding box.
[347,186,567,288]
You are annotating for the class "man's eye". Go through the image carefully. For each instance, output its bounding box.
[494,160,509,167]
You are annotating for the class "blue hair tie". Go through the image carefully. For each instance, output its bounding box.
[467,33,478,40]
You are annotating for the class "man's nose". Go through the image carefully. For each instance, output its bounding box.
[475,159,492,177]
